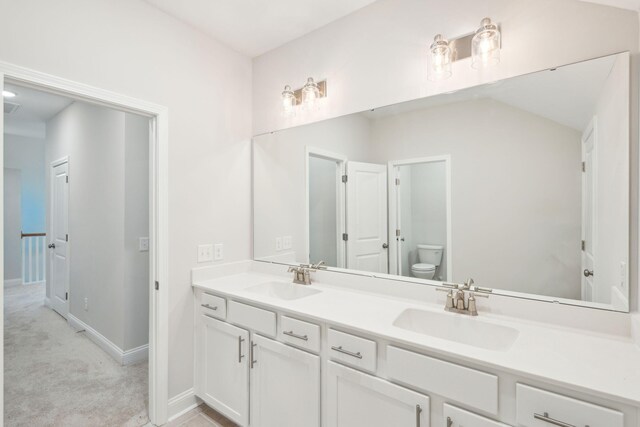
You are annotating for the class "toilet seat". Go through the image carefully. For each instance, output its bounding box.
[411,263,436,272]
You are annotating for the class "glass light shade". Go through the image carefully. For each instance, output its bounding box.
[302,77,321,110]
[427,34,452,81]
[281,85,296,114]
[471,18,501,69]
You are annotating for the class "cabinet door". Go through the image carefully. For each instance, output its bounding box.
[196,314,249,426]
[250,334,320,427]
[326,361,430,427]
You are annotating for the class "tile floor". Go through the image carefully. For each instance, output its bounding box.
[166,404,237,427]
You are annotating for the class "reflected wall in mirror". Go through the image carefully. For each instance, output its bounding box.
[253,52,630,312]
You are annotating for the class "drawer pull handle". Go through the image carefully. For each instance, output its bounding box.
[283,330,308,341]
[201,303,218,311]
[250,342,257,369]
[415,404,422,427]
[238,336,245,363]
[534,412,576,427]
[331,345,363,359]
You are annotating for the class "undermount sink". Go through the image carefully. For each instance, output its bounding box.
[246,281,322,301]
[393,308,519,351]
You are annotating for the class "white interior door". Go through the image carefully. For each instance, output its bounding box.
[581,120,596,301]
[346,161,388,273]
[50,160,69,318]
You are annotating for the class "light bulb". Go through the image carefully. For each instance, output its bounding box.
[281,85,296,115]
[471,18,501,69]
[428,34,452,81]
[302,77,320,110]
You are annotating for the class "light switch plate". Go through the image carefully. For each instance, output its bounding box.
[283,236,292,249]
[214,243,224,261]
[139,237,150,252]
[275,237,283,251]
[197,244,214,263]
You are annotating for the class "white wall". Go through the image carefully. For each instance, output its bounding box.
[593,54,630,305]
[3,169,21,281]
[124,113,150,350]
[254,114,371,263]
[309,156,338,266]
[371,99,583,298]
[0,0,252,397]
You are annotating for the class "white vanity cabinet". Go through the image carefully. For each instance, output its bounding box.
[326,361,430,427]
[250,334,320,427]
[195,314,249,426]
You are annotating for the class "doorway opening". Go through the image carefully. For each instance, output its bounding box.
[1,62,169,425]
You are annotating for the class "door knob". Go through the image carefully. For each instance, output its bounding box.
[48,243,56,249]
[583,269,594,277]
[382,243,389,249]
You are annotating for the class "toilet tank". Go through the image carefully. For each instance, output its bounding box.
[417,244,444,266]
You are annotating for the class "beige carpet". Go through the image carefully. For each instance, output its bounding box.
[4,282,149,426]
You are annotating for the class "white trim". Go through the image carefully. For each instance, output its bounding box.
[0,61,169,425]
[3,278,21,287]
[68,314,148,365]
[22,280,44,286]
[123,344,149,365]
[168,388,202,422]
[68,313,125,363]
[388,155,452,282]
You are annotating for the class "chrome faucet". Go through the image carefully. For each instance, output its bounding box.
[287,261,326,285]
[437,278,491,316]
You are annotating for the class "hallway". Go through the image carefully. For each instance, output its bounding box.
[4,282,148,426]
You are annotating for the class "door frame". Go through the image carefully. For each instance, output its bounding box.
[305,146,347,268]
[49,156,70,318]
[388,155,452,281]
[0,61,170,424]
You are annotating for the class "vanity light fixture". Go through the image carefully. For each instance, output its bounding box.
[281,78,327,114]
[428,34,453,81]
[2,90,16,98]
[428,17,501,80]
[471,17,501,69]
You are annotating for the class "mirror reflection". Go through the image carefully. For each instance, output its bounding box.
[253,52,630,311]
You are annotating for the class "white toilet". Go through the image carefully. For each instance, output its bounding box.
[410,244,444,280]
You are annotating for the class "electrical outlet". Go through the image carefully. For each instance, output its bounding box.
[283,236,292,249]
[197,244,214,263]
[275,237,283,251]
[214,243,224,261]
[84,297,88,311]
[620,261,627,289]
[139,237,149,252]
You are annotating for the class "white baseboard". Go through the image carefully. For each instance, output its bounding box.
[123,343,149,365]
[168,388,202,422]
[4,278,22,287]
[23,280,45,286]
[67,313,148,365]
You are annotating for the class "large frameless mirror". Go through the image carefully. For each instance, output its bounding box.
[253,52,630,312]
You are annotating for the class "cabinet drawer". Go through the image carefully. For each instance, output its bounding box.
[227,301,276,337]
[279,315,320,353]
[444,403,511,427]
[199,293,226,320]
[328,329,377,373]
[516,384,623,427]
[387,345,498,415]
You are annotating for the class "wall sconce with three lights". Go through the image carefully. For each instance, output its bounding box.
[428,17,501,81]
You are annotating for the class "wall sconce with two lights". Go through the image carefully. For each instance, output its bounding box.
[280,17,501,114]
[428,17,501,81]
[281,77,327,115]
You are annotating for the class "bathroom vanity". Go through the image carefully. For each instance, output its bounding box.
[192,262,640,427]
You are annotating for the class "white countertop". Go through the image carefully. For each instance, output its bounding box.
[193,270,640,407]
